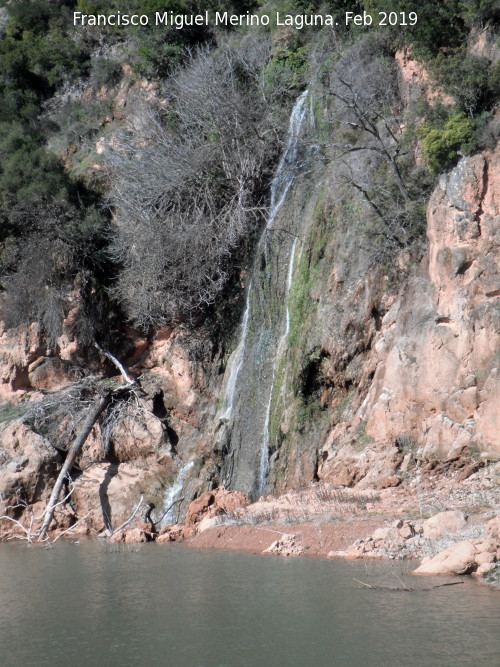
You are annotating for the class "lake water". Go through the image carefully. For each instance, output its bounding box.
[0,542,499,666]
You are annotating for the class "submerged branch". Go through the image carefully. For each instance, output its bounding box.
[353,578,465,592]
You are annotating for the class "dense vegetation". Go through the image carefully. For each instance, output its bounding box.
[0,0,498,347]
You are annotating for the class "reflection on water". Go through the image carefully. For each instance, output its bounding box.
[0,542,499,667]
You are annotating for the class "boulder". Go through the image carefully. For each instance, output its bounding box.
[413,540,476,575]
[263,533,304,557]
[475,551,496,566]
[475,562,496,577]
[377,475,402,489]
[28,357,75,391]
[157,525,184,543]
[422,510,467,540]
[197,516,221,533]
[184,487,249,529]
[371,526,390,541]
[212,488,249,514]
[110,525,151,544]
[399,523,415,540]
[185,492,215,527]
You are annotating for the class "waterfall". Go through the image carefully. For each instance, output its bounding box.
[257,236,299,494]
[218,92,309,426]
[219,90,311,498]
[283,237,298,343]
[219,282,252,421]
[157,460,194,526]
[267,90,309,228]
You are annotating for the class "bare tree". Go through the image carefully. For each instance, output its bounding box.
[106,41,284,328]
[1,200,112,346]
[317,35,426,252]
[326,37,409,196]
[38,390,112,540]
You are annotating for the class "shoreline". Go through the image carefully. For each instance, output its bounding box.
[185,517,384,559]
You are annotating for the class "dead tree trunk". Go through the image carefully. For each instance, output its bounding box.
[38,391,112,540]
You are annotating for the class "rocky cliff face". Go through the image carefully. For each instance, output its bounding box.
[0,59,498,538]
[363,145,499,458]
[316,142,499,487]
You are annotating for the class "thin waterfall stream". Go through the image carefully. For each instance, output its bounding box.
[155,459,194,526]
[218,90,310,498]
[219,282,252,421]
[258,235,299,494]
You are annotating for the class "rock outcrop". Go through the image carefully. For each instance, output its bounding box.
[364,145,500,458]
[318,142,500,491]
[413,536,499,577]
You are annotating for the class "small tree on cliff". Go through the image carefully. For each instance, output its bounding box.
[322,35,427,251]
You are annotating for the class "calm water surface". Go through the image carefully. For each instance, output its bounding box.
[0,542,498,666]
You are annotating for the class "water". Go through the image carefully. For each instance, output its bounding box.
[283,236,298,342]
[155,460,194,525]
[219,91,311,497]
[257,236,299,494]
[267,90,309,228]
[0,543,499,667]
[219,92,308,425]
[219,283,252,421]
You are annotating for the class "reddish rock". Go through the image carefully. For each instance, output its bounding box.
[377,475,402,489]
[0,420,58,536]
[157,525,184,543]
[28,357,75,391]
[487,516,500,540]
[184,488,249,529]
[395,47,455,107]
[422,511,467,540]
[107,399,167,462]
[71,461,162,534]
[185,492,215,527]
[339,143,500,473]
[212,488,250,514]
[110,526,149,544]
[413,541,477,576]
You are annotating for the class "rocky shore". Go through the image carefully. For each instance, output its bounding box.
[106,462,500,588]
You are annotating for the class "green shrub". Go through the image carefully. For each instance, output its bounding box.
[432,51,499,116]
[418,112,475,173]
[367,0,498,56]
[367,0,465,56]
[0,123,70,205]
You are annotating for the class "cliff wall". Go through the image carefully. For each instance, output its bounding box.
[0,48,498,537]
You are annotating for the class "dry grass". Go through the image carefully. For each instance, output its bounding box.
[220,483,381,527]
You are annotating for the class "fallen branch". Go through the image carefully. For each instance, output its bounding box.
[353,578,465,592]
[95,343,134,385]
[431,581,464,589]
[0,515,32,538]
[35,478,78,521]
[38,391,112,540]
